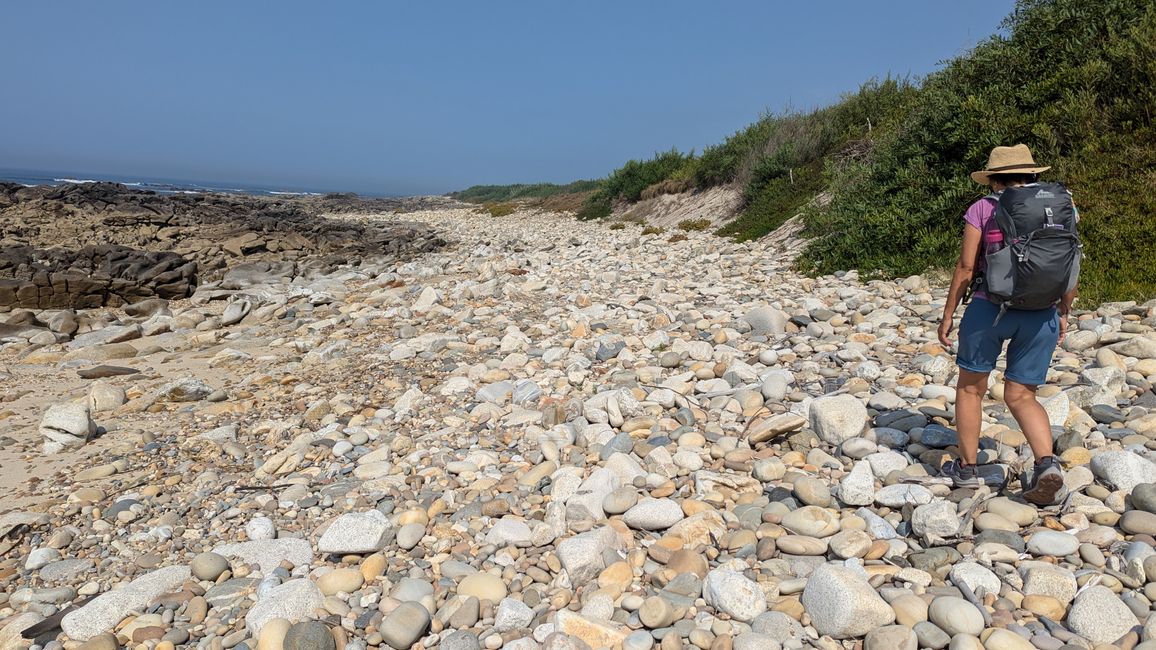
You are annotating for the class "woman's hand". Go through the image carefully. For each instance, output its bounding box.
[1058,315,1068,343]
[938,315,954,348]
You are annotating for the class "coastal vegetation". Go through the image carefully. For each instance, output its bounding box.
[452,0,1155,303]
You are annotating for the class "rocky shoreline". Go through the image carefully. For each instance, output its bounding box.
[2,205,1156,650]
[0,183,451,310]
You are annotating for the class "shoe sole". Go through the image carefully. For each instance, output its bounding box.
[1024,472,1064,506]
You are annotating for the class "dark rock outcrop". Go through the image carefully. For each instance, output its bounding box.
[0,244,196,309]
[0,182,450,309]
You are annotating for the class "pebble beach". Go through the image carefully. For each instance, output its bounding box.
[3,205,1156,650]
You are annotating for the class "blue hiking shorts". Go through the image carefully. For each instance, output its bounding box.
[956,297,1059,385]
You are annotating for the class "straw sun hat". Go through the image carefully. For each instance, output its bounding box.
[971,143,1051,184]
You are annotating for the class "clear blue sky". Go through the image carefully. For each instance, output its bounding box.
[1,1,1014,195]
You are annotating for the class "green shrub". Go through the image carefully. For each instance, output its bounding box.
[798,0,1156,304]
[483,202,517,217]
[642,226,665,235]
[576,192,613,221]
[716,159,825,241]
[677,218,711,231]
[452,180,602,204]
[599,148,695,203]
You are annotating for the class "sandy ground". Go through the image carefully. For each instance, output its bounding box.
[0,320,293,513]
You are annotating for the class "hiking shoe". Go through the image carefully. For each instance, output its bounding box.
[939,459,983,488]
[1023,456,1065,506]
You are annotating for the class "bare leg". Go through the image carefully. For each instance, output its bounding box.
[955,369,990,465]
[1003,380,1054,461]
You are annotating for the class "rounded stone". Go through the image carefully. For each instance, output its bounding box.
[639,596,675,629]
[947,634,984,650]
[973,512,1018,532]
[1067,585,1140,645]
[396,523,425,550]
[438,630,481,650]
[865,625,917,650]
[457,573,508,603]
[1132,483,1156,514]
[246,516,277,541]
[1021,595,1065,621]
[1026,531,1079,556]
[381,601,431,649]
[792,476,832,507]
[78,633,119,650]
[913,621,950,649]
[622,498,684,530]
[623,630,655,650]
[1120,510,1156,535]
[780,505,840,538]
[704,568,768,622]
[927,596,984,637]
[828,529,872,559]
[283,621,335,650]
[256,618,291,650]
[602,487,638,515]
[317,568,364,596]
[890,594,928,627]
[985,497,1037,526]
[979,629,1033,650]
[666,549,708,578]
[775,535,827,556]
[191,552,229,581]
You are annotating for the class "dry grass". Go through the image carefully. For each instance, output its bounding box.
[481,202,517,217]
[538,190,598,214]
[640,178,694,201]
[677,218,712,231]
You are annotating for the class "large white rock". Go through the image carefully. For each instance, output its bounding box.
[485,518,534,546]
[1090,451,1156,492]
[838,461,876,507]
[212,538,313,574]
[565,467,620,521]
[800,564,895,638]
[557,527,622,584]
[622,498,684,530]
[61,565,190,641]
[703,569,768,622]
[317,511,392,554]
[948,562,1001,597]
[1067,586,1139,645]
[911,501,961,539]
[411,287,441,312]
[1110,335,1156,360]
[743,306,788,335]
[874,484,933,508]
[808,395,868,445]
[39,402,97,454]
[244,579,325,636]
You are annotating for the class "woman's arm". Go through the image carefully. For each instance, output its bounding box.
[938,224,983,347]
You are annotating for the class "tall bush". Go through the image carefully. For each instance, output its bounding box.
[800,0,1156,303]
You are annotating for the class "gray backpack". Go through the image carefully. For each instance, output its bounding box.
[974,182,1082,316]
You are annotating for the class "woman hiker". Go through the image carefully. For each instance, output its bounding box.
[936,144,1078,506]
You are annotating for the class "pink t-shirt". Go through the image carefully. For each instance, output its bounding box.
[962,198,1001,300]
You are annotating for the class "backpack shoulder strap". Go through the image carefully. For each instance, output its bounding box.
[993,190,1019,240]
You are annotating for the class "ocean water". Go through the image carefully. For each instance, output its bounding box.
[0,168,385,198]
